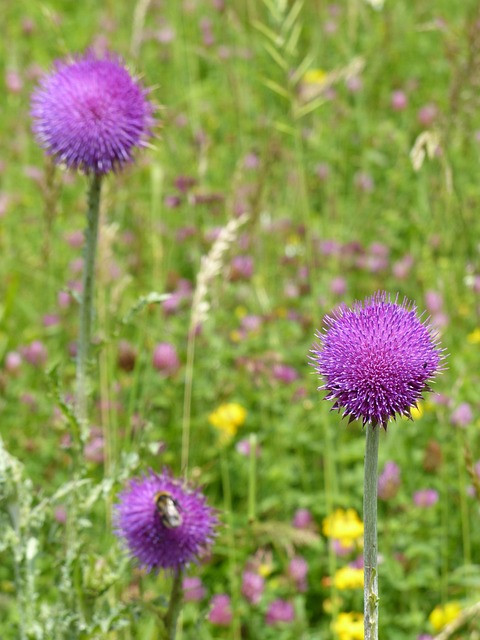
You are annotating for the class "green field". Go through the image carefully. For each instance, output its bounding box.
[1,1,480,638]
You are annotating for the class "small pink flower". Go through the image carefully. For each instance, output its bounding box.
[413,489,439,507]
[417,103,438,127]
[84,434,104,464]
[5,351,22,376]
[6,70,23,94]
[183,576,206,602]
[58,291,73,309]
[241,570,265,604]
[391,90,408,111]
[65,230,84,248]
[288,556,308,592]
[330,276,347,297]
[240,315,262,333]
[450,403,473,428]
[22,340,48,367]
[272,364,299,384]
[243,152,260,170]
[425,290,443,314]
[208,594,232,626]
[292,508,313,529]
[54,506,67,524]
[152,342,180,376]
[43,314,60,327]
[235,438,261,457]
[392,254,414,280]
[265,599,295,626]
[230,255,254,281]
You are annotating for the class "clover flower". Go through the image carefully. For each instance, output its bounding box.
[208,594,233,626]
[241,570,265,605]
[265,599,295,626]
[114,469,218,572]
[311,291,443,429]
[31,51,154,174]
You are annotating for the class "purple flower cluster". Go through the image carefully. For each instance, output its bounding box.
[31,51,154,174]
[114,469,218,572]
[311,291,443,429]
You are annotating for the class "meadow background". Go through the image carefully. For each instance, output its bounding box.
[1,0,480,638]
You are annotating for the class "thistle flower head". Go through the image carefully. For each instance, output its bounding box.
[31,51,154,174]
[114,469,218,572]
[311,291,443,429]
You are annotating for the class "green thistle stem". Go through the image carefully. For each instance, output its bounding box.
[364,424,380,640]
[163,568,183,640]
[76,174,102,437]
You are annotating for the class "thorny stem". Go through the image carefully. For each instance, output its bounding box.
[163,568,183,640]
[364,425,380,640]
[75,174,102,437]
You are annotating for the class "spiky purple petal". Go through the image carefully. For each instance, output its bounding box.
[31,51,154,174]
[114,469,218,572]
[310,291,443,429]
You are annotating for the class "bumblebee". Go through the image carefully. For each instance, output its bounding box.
[154,491,183,528]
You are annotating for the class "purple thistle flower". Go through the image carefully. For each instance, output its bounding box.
[114,469,218,572]
[31,51,154,174]
[310,292,443,429]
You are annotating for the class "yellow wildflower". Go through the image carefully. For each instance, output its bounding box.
[208,403,247,443]
[303,69,328,85]
[258,562,274,578]
[467,328,480,344]
[322,509,364,545]
[333,612,364,640]
[429,601,462,632]
[333,566,364,590]
[410,403,424,420]
[235,305,247,319]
